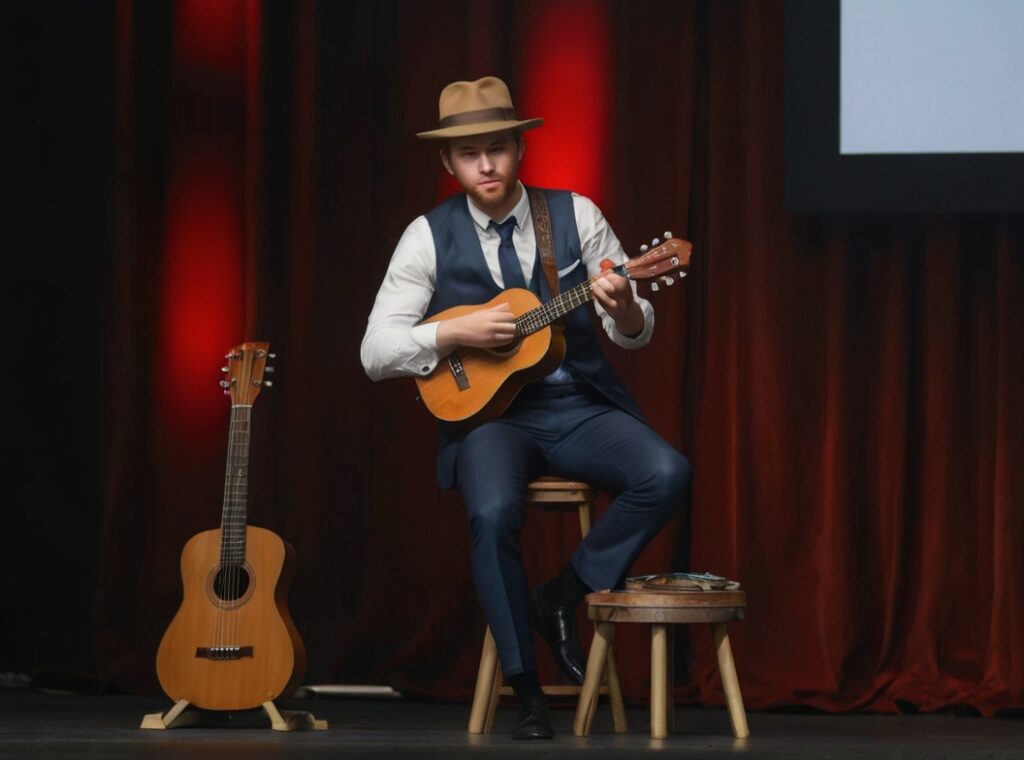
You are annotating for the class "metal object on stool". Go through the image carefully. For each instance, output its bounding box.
[467,477,628,734]
[573,589,749,740]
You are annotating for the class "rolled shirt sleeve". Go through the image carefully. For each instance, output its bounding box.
[360,217,444,380]
[572,193,655,349]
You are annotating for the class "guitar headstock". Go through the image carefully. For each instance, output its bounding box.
[220,341,275,406]
[623,232,692,292]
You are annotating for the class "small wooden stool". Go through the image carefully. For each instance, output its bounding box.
[573,589,749,740]
[467,477,628,734]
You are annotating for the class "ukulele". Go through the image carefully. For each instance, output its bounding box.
[156,342,305,711]
[415,234,692,425]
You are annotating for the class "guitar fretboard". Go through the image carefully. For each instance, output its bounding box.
[219,406,250,565]
[514,264,627,336]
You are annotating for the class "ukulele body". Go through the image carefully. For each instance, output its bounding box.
[415,288,566,425]
[156,525,305,710]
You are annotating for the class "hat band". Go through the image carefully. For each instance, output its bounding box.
[438,107,519,129]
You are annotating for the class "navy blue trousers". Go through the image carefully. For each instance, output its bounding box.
[455,382,691,677]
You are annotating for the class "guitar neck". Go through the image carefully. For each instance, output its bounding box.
[220,405,251,565]
[515,264,627,336]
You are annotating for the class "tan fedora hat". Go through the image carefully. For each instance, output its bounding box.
[416,76,543,139]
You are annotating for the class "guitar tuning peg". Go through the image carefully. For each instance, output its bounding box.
[263,380,274,388]
[221,366,229,373]
[269,353,277,359]
[650,281,660,292]
[664,230,673,239]
[680,271,688,278]
[661,275,674,286]
[640,244,649,253]
[651,237,661,247]
[219,379,231,388]
[264,366,275,373]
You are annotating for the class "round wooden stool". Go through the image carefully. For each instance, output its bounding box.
[573,589,749,740]
[467,477,628,734]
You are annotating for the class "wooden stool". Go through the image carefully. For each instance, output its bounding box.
[573,589,749,740]
[467,477,628,734]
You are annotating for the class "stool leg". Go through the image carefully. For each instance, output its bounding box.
[651,624,669,739]
[712,623,750,739]
[468,627,498,733]
[573,621,613,736]
[667,626,676,734]
[605,645,629,733]
[576,501,593,536]
[484,664,502,733]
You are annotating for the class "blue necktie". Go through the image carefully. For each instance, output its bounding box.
[490,217,526,290]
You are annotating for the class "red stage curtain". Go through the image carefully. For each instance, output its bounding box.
[90,0,1023,715]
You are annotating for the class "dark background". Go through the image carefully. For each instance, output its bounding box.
[4,0,1022,715]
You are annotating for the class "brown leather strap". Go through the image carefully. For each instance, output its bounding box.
[528,188,559,299]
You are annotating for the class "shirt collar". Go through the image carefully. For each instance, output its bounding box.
[467,181,531,233]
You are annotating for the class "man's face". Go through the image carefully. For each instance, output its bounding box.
[442,130,525,215]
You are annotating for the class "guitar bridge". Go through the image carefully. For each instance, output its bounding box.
[447,354,470,391]
[196,646,253,660]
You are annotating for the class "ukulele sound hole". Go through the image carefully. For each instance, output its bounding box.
[212,564,251,602]
[486,338,522,357]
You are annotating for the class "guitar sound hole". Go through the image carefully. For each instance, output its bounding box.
[213,564,251,602]
[487,338,521,357]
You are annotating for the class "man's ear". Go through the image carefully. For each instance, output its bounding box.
[440,147,454,176]
[517,134,526,162]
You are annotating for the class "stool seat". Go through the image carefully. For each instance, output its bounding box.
[574,588,749,740]
[587,590,746,624]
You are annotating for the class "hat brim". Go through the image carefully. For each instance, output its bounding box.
[416,117,543,140]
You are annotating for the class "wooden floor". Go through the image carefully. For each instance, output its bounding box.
[1,689,1022,758]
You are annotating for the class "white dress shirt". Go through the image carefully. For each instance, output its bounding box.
[361,183,654,381]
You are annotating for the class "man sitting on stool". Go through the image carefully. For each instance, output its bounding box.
[361,76,691,739]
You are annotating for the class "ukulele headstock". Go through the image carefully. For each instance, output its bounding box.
[624,232,692,292]
[220,342,275,406]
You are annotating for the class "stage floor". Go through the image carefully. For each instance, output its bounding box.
[1,690,1021,758]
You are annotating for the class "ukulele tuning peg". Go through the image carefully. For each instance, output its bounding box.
[664,231,673,239]
[640,244,649,253]
[650,281,660,292]
[219,379,231,389]
[651,237,661,247]
[264,366,275,373]
[263,380,274,388]
[221,366,229,373]
[661,275,675,286]
[268,353,277,359]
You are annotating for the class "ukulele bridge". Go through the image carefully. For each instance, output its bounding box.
[196,646,254,660]
[447,353,470,391]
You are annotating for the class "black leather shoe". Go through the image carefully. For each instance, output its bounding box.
[511,697,554,740]
[528,582,586,685]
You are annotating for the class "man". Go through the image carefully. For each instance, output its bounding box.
[361,77,690,739]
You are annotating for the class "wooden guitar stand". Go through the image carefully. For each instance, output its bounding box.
[140,699,328,732]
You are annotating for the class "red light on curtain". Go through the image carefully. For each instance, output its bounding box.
[518,0,613,208]
[158,149,244,438]
[157,0,253,440]
[175,0,246,77]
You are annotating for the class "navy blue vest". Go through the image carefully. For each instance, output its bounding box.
[425,188,645,488]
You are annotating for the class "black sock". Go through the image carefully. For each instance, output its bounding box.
[508,670,543,705]
[543,562,592,609]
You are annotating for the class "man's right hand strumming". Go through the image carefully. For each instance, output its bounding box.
[436,303,518,351]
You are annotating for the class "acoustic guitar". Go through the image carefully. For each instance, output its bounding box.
[415,234,692,425]
[156,342,305,711]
